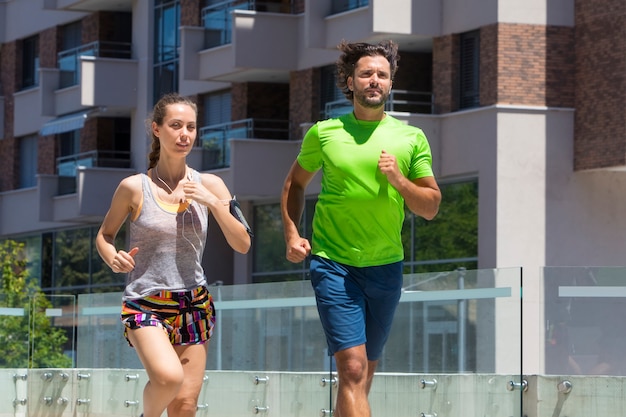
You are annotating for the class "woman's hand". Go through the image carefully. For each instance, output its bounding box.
[110,247,139,273]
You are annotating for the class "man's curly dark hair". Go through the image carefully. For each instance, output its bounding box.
[335,40,400,102]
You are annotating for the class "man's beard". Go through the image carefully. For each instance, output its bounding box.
[353,87,390,109]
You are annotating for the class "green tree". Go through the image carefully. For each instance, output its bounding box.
[0,240,72,368]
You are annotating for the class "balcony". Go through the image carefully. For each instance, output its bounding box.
[199,118,289,170]
[182,4,298,83]
[56,150,131,195]
[310,0,439,51]
[13,41,137,134]
[3,267,626,415]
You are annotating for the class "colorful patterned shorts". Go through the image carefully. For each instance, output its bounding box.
[121,286,215,346]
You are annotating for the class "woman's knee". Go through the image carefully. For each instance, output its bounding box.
[150,366,185,391]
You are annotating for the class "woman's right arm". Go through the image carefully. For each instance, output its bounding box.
[96,175,141,273]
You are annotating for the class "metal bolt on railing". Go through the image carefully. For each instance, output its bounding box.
[419,378,438,389]
[320,409,333,416]
[13,373,28,382]
[253,405,269,414]
[197,403,209,410]
[57,397,68,405]
[77,372,91,380]
[41,372,54,381]
[13,398,27,407]
[557,380,573,394]
[58,372,70,381]
[76,398,91,406]
[420,413,438,417]
[320,377,337,387]
[125,373,139,381]
[253,375,269,385]
[124,400,140,407]
[506,379,528,392]
[42,397,54,406]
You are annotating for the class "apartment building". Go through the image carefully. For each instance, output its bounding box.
[0,0,624,374]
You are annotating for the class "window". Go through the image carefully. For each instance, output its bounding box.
[153,0,180,103]
[251,198,316,283]
[404,180,478,273]
[3,225,126,296]
[203,90,232,126]
[21,35,39,89]
[19,135,38,188]
[331,0,369,15]
[320,65,350,119]
[251,180,478,282]
[459,30,480,109]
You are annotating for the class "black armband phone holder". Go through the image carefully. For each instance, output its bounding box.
[230,197,253,237]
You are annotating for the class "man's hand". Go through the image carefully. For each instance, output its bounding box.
[286,237,311,263]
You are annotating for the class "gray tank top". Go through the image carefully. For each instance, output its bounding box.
[123,170,208,300]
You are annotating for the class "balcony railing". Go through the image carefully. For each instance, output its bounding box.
[199,118,288,170]
[3,267,626,415]
[58,41,132,88]
[201,0,295,48]
[56,150,131,194]
[331,0,369,15]
[324,89,434,118]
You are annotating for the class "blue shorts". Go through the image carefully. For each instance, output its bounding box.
[310,255,403,360]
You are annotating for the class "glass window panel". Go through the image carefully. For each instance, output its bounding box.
[460,30,480,109]
[90,225,126,293]
[21,35,39,89]
[203,90,232,125]
[410,180,478,273]
[154,1,180,63]
[53,228,93,291]
[19,135,38,188]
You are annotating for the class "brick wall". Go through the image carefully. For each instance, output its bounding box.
[289,68,319,139]
[0,41,17,191]
[432,34,458,114]
[574,0,626,170]
[181,0,201,27]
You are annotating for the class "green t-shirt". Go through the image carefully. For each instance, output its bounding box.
[297,112,434,267]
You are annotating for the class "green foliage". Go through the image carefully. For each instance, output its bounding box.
[0,240,72,368]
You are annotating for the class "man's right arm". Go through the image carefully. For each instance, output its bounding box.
[281,161,316,263]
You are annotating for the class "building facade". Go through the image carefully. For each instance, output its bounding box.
[0,0,625,375]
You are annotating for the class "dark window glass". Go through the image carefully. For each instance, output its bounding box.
[459,30,480,109]
[153,0,180,103]
[408,180,478,273]
[21,35,39,89]
[58,130,80,157]
[251,181,477,282]
[203,90,232,126]
[61,21,82,50]
[19,135,38,188]
[251,198,316,283]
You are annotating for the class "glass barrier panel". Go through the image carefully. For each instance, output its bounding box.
[30,294,76,368]
[77,292,141,369]
[0,294,29,369]
[207,281,326,372]
[543,266,626,376]
[383,268,522,375]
